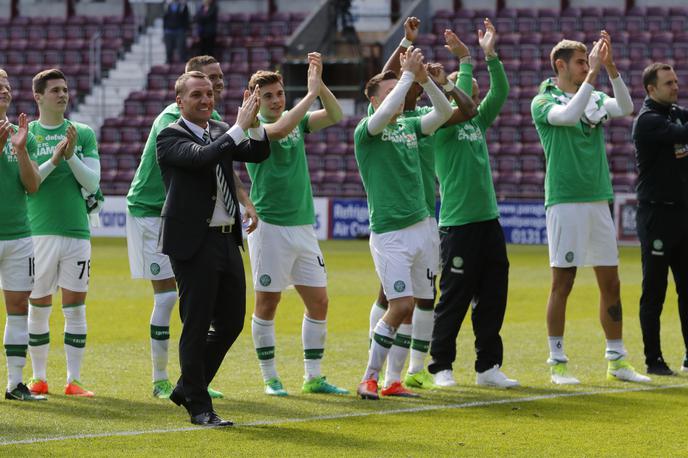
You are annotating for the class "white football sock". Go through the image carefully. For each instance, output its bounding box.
[252,314,277,382]
[408,306,433,374]
[363,319,396,382]
[150,290,177,382]
[4,314,28,390]
[28,303,52,381]
[63,304,87,384]
[302,315,327,381]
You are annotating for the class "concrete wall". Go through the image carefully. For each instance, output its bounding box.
[217,0,267,14]
[75,0,125,17]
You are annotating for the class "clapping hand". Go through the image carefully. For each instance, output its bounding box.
[306,52,322,96]
[444,29,470,59]
[9,113,28,155]
[404,16,420,43]
[427,63,448,85]
[237,87,260,130]
[400,46,427,83]
[478,18,497,57]
[0,119,12,157]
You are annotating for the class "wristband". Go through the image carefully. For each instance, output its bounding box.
[442,81,454,92]
[459,56,472,65]
[400,37,413,48]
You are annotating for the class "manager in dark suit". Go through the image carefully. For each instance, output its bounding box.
[156,71,269,426]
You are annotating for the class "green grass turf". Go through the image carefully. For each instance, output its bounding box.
[1,239,687,456]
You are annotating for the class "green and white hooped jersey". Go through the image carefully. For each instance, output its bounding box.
[27,120,99,239]
[0,125,38,240]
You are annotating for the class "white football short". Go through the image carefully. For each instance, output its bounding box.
[369,217,438,300]
[248,220,327,292]
[0,237,34,292]
[546,201,618,268]
[126,212,174,280]
[31,235,91,297]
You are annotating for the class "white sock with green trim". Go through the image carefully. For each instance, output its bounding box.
[150,290,176,382]
[385,323,411,386]
[605,339,627,361]
[252,315,277,382]
[302,315,326,381]
[28,303,52,381]
[369,301,386,339]
[408,307,433,374]
[363,319,396,382]
[63,304,87,384]
[4,314,28,391]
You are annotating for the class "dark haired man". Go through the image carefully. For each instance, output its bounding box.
[532,33,647,385]
[633,62,688,375]
[27,69,101,397]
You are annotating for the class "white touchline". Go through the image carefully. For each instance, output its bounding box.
[1,382,686,446]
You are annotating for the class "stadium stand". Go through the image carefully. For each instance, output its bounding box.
[5,3,688,200]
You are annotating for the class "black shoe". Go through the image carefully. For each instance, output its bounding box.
[5,383,48,401]
[169,388,190,413]
[646,358,675,376]
[190,411,233,427]
[682,355,688,373]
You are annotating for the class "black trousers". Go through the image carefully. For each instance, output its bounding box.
[428,219,509,374]
[636,204,688,365]
[169,230,246,416]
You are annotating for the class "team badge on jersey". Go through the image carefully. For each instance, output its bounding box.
[565,251,574,263]
[260,274,272,287]
[150,263,161,275]
[393,280,406,293]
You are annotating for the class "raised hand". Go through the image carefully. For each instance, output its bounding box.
[237,87,260,130]
[401,46,425,77]
[9,112,28,154]
[427,62,448,85]
[404,16,420,43]
[600,30,615,68]
[62,124,77,159]
[307,62,322,97]
[0,119,11,156]
[588,39,604,74]
[478,18,497,56]
[444,29,470,59]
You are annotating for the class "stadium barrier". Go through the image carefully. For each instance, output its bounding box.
[93,195,639,244]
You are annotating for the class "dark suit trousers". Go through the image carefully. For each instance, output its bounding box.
[169,230,246,416]
[428,219,509,374]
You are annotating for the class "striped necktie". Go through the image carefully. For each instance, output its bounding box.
[203,131,236,219]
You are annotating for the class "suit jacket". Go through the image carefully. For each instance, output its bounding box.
[156,118,270,260]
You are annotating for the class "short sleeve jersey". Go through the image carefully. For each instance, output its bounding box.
[0,126,38,240]
[531,78,613,207]
[246,111,315,226]
[27,120,99,239]
[354,115,429,234]
[127,103,222,217]
[402,106,436,217]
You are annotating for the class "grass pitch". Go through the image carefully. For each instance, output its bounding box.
[1,239,686,456]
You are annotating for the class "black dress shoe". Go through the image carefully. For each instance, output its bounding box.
[169,389,189,411]
[190,411,233,427]
[647,357,675,376]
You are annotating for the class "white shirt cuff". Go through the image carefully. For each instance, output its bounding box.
[248,126,266,140]
[226,124,246,144]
